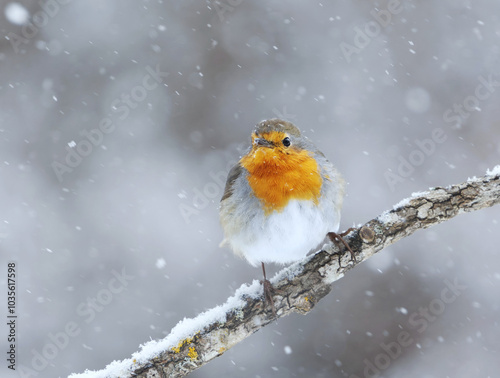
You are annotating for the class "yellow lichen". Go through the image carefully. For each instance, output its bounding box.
[170,332,201,354]
[218,347,226,354]
[171,336,194,353]
[188,346,198,360]
[305,296,310,302]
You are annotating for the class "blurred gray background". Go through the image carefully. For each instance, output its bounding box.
[0,0,499,377]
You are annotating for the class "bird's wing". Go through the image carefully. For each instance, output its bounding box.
[221,163,244,202]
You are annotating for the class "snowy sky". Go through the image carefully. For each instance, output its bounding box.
[0,1,499,377]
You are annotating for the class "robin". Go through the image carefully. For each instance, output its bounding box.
[219,119,354,315]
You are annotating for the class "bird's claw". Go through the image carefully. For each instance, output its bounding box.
[327,229,357,262]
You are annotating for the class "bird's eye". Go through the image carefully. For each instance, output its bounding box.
[282,137,291,147]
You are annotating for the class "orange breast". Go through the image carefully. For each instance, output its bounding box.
[240,147,322,214]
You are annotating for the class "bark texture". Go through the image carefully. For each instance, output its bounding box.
[72,170,500,378]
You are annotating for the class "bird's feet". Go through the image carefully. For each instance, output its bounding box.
[327,228,357,262]
[260,262,285,318]
[261,278,277,317]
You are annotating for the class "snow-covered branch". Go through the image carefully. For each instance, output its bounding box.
[70,167,500,378]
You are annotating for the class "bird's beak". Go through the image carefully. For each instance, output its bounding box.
[254,138,274,148]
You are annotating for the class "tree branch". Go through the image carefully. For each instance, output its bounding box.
[70,167,500,378]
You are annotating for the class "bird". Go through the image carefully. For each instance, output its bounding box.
[219,118,353,315]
